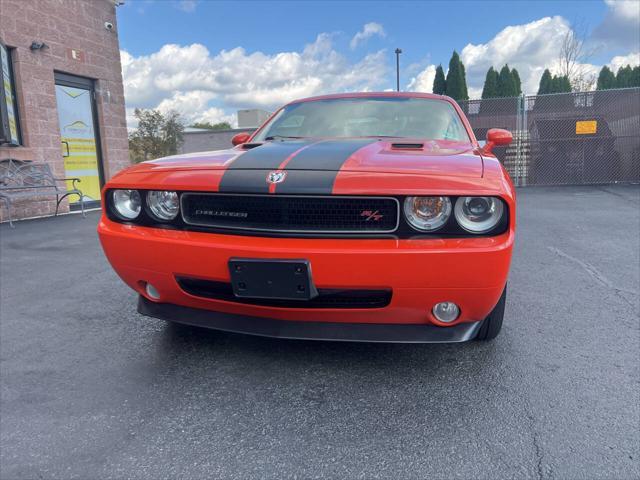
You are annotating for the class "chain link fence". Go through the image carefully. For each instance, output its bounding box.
[460,87,640,186]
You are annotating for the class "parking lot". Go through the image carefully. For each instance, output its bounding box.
[1,185,638,479]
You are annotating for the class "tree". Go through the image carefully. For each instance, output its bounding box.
[497,64,518,97]
[481,67,499,99]
[128,109,184,162]
[538,69,553,94]
[162,111,184,156]
[460,62,469,100]
[538,69,572,94]
[596,66,617,90]
[444,51,468,101]
[551,75,572,93]
[557,24,596,91]
[616,65,634,88]
[432,65,446,94]
[511,68,522,95]
[632,66,640,87]
[190,121,232,130]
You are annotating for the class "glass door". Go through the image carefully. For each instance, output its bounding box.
[54,73,103,208]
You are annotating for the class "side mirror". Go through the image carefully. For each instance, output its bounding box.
[231,132,251,146]
[482,128,512,154]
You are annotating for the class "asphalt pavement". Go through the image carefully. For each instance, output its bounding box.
[1,185,638,479]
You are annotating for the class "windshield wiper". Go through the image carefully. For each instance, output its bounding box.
[264,135,306,141]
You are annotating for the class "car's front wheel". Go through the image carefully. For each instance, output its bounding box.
[475,286,507,341]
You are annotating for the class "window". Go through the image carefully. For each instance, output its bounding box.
[254,97,471,143]
[0,41,21,146]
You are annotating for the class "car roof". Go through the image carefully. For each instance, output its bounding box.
[285,91,453,106]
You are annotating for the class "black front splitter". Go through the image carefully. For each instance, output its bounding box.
[137,296,482,343]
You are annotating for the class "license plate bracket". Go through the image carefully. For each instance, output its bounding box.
[229,258,318,301]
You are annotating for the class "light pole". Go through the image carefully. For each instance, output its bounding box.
[395,48,402,92]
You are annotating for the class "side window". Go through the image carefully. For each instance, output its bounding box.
[0,41,21,146]
[443,116,466,140]
[441,104,469,142]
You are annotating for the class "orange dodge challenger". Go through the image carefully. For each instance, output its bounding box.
[98,92,515,343]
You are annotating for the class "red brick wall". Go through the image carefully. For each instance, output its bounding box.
[0,0,129,222]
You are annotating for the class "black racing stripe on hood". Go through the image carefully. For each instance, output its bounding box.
[217,169,274,194]
[271,170,344,195]
[275,139,376,194]
[218,140,312,193]
[282,139,375,170]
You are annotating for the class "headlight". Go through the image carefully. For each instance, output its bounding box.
[112,189,141,220]
[403,196,452,231]
[147,191,179,220]
[454,197,504,233]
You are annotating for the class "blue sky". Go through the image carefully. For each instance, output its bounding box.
[116,0,640,127]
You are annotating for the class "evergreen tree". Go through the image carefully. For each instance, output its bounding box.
[432,65,446,94]
[460,62,469,101]
[596,66,617,90]
[497,64,517,97]
[616,65,633,88]
[551,75,572,93]
[632,66,640,87]
[444,51,469,101]
[511,68,522,95]
[481,67,499,99]
[538,69,553,94]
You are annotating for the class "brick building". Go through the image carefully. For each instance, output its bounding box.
[0,0,128,221]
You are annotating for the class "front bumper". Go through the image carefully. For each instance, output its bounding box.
[98,216,514,328]
[138,296,483,343]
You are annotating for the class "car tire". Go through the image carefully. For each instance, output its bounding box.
[475,286,507,341]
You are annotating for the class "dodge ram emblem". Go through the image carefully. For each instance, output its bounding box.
[266,171,287,184]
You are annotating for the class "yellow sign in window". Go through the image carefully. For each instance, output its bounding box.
[576,120,597,135]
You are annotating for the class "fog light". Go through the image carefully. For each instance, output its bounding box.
[432,302,460,323]
[145,282,161,300]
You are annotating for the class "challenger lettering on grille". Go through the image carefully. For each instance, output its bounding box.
[194,210,249,218]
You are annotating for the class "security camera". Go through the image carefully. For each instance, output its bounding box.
[104,22,114,31]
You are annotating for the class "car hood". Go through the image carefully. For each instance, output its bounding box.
[126,138,483,178]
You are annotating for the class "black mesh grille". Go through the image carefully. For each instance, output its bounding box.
[181,194,399,233]
[177,277,392,309]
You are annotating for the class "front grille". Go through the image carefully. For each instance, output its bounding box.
[180,193,399,233]
[177,277,392,309]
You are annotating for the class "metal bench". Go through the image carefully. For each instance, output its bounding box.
[0,158,85,227]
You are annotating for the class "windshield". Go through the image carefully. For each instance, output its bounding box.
[253,97,470,142]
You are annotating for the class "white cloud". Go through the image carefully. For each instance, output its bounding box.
[461,16,572,96]
[593,0,640,49]
[609,51,640,71]
[606,0,640,19]
[126,97,235,130]
[407,64,436,92]
[407,15,637,99]
[125,107,137,131]
[350,22,386,49]
[467,86,483,100]
[156,90,217,119]
[121,33,389,130]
